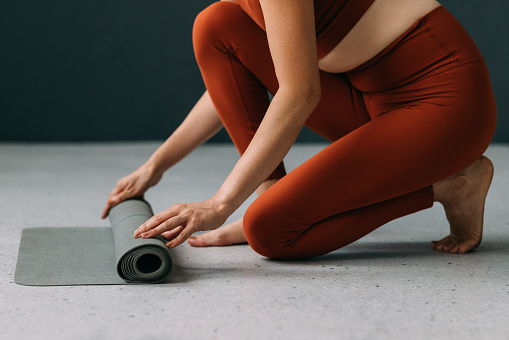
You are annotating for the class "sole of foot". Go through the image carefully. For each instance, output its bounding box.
[431,156,494,254]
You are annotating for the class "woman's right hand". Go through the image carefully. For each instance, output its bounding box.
[101,164,163,219]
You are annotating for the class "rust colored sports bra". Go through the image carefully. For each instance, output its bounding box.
[236,0,375,59]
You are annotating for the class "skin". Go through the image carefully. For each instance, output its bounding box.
[131,0,321,248]
[103,0,494,255]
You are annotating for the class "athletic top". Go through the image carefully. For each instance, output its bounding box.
[236,0,375,59]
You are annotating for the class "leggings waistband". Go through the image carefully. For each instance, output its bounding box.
[345,5,484,93]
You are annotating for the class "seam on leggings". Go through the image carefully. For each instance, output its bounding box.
[426,28,484,68]
[366,54,484,97]
[388,28,461,93]
[410,56,485,92]
[225,49,258,131]
[365,27,460,95]
[235,45,277,91]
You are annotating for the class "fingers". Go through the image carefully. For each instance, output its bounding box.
[166,226,193,248]
[101,205,110,219]
[101,181,127,219]
[110,183,124,197]
[161,226,183,240]
[134,207,184,238]
[101,192,129,219]
[133,204,198,247]
[101,181,141,218]
[132,200,225,248]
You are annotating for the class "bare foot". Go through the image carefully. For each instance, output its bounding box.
[431,156,494,254]
[187,218,248,247]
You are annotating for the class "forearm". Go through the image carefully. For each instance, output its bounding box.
[215,88,319,215]
[145,91,223,174]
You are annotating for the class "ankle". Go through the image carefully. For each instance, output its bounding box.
[432,178,447,204]
[432,174,467,205]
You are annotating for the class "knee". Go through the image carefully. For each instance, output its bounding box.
[244,198,293,260]
[244,200,277,258]
[192,1,244,61]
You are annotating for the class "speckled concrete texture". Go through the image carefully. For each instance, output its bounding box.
[1,142,508,340]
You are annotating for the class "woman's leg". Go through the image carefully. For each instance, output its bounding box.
[190,1,371,246]
[192,1,284,181]
[243,35,496,260]
[192,2,497,258]
[190,1,371,247]
[192,1,370,166]
[243,89,494,260]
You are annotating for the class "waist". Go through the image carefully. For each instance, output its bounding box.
[345,5,484,93]
[318,0,442,73]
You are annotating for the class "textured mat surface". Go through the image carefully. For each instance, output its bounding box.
[14,199,173,285]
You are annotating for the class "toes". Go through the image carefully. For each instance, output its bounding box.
[431,240,439,250]
[442,237,455,251]
[456,242,469,254]
[457,240,480,254]
[431,236,480,254]
[444,242,460,254]
[431,236,450,252]
[187,231,228,247]
[445,236,465,253]
[187,234,210,247]
[431,236,462,253]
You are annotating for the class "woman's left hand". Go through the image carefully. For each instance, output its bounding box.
[133,198,230,248]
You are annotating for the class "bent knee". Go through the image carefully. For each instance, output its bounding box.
[244,199,301,260]
[192,2,244,58]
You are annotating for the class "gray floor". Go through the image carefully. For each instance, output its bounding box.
[1,142,508,340]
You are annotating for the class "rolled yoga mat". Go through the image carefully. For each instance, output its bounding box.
[14,199,174,286]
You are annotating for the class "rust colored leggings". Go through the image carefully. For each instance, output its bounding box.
[193,2,497,259]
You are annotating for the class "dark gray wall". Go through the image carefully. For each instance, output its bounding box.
[1,0,507,142]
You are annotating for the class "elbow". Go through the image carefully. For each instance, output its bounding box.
[300,77,321,109]
[299,81,321,110]
[280,81,321,112]
[307,83,321,109]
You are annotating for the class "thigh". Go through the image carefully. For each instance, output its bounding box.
[250,61,495,228]
[306,72,371,141]
[244,102,446,257]
[194,2,371,143]
[244,60,496,259]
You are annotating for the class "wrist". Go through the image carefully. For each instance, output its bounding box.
[213,190,239,217]
[143,159,164,180]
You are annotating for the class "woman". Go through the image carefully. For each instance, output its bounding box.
[102,0,497,259]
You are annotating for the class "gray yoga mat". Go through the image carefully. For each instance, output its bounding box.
[14,199,174,286]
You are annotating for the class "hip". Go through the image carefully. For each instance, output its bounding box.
[344,5,486,93]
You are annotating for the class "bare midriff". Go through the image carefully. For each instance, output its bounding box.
[318,0,441,73]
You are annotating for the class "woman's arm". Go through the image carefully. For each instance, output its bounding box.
[102,90,223,218]
[146,90,223,173]
[135,0,320,246]
[215,0,321,213]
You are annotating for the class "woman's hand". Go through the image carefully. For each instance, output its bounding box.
[101,164,163,219]
[133,197,230,248]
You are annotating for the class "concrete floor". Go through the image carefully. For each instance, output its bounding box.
[1,142,508,340]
